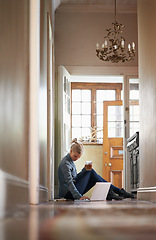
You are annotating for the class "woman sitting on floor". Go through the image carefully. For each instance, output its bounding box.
[58,138,134,201]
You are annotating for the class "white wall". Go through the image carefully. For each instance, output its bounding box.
[0,0,56,216]
[137,0,156,201]
[0,0,29,217]
[55,10,138,67]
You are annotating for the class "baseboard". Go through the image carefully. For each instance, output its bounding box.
[137,186,156,202]
[54,184,59,199]
[0,169,29,219]
[39,185,49,203]
[0,170,52,218]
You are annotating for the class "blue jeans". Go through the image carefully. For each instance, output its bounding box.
[65,169,121,200]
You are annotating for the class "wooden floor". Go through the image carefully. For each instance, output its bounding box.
[1,199,156,240]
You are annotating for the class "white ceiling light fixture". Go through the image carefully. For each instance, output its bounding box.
[96,0,135,63]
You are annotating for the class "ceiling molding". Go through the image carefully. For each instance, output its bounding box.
[64,66,138,76]
[56,4,137,13]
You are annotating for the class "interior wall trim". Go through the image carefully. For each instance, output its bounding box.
[0,170,29,219]
[39,185,49,203]
[64,66,138,76]
[0,170,50,218]
[0,169,29,188]
[137,187,156,201]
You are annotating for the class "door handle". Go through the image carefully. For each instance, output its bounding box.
[108,163,112,167]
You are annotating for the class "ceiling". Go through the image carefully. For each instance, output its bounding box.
[58,0,137,13]
[60,0,137,6]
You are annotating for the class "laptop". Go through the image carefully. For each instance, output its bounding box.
[90,182,111,201]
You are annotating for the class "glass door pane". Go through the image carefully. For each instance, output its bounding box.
[96,90,116,142]
[108,105,123,138]
[129,79,139,136]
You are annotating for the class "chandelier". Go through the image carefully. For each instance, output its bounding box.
[96,0,135,63]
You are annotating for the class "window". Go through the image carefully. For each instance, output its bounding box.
[71,83,122,144]
[72,89,91,141]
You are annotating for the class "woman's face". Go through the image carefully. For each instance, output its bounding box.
[70,150,82,161]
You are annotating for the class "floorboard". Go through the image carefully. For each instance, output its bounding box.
[1,199,156,240]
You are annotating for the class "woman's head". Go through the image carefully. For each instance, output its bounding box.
[69,138,84,161]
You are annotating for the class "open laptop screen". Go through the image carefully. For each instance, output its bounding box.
[90,182,111,201]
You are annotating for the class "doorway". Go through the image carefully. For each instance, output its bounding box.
[71,75,124,188]
[56,66,139,193]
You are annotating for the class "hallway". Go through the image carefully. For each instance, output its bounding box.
[1,1,156,239]
[1,200,156,240]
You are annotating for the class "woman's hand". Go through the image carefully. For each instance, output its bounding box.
[85,163,92,171]
[80,196,90,200]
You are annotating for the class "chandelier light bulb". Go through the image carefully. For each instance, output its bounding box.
[121,39,124,48]
[104,40,108,48]
[96,43,99,50]
[132,42,135,49]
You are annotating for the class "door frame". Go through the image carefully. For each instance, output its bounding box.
[60,66,138,192]
[47,13,54,200]
[29,0,40,204]
[123,75,139,192]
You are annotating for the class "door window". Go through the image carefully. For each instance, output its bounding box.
[108,105,123,138]
[129,79,139,136]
